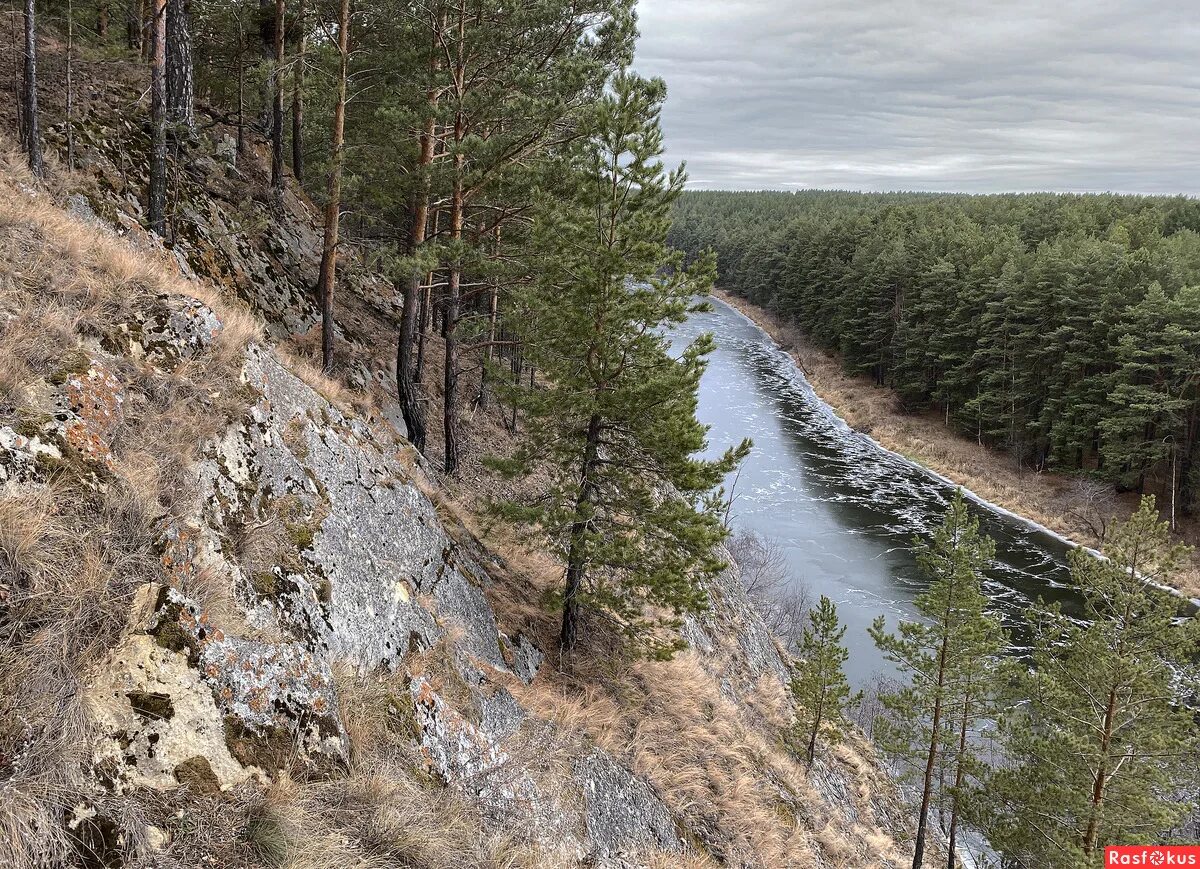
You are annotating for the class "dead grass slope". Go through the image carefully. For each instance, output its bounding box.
[0,145,262,866]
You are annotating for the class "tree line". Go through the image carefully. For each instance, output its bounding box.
[12,0,750,658]
[668,190,1200,525]
[789,492,1199,868]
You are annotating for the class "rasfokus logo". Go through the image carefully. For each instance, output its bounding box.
[1106,846,1200,866]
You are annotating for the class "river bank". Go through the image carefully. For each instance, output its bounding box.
[712,289,1200,600]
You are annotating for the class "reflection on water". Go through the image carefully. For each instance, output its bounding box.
[675,298,1085,687]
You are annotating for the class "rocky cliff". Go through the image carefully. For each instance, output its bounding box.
[0,58,915,868]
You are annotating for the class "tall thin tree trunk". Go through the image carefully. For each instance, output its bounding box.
[139,0,150,60]
[561,413,603,652]
[945,688,972,869]
[416,279,430,385]
[442,8,466,476]
[442,172,463,473]
[1082,687,1118,857]
[912,612,953,869]
[508,329,521,432]
[805,695,823,766]
[234,9,245,158]
[165,0,193,135]
[912,691,944,869]
[256,0,272,127]
[96,0,108,37]
[124,0,138,50]
[147,0,167,234]
[396,35,439,453]
[290,0,305,183]
[12,11,23,146]
[313,0,349,372]
[66,0,75,171]
[21,0,43,177]
[269,0,285,202]
[473,223,501,411]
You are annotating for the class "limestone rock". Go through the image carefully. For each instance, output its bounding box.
[86,634,255,793]
[140,294,225,364]
[0,425,60,484]
[410,676,584,862]
[575,749,680,859]
[56,355,126,468]
[501,632,544,684]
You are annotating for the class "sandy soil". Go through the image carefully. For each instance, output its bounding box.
[713,289,1200,601]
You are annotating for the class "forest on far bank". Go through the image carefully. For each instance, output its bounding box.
[668,189,1200,523]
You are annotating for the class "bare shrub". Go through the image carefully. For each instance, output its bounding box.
[850,672,898,743]
[1064,476,1116,546]
[727,529,811,650]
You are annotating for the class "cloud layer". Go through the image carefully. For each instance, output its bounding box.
[633,0,1200,193]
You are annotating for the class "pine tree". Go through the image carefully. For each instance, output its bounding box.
[21,0,43,177]
[424,0,635,475]
[791,595,859,765]
[147,0,167,234]
[165,0,194,136]
[984,497,1199,868]
[290,0,305,183]
[269,0,285,202]
[869,490,1001,869]
[487,72,748,657]
[1101,283,1200,499]
[313,0,350,371]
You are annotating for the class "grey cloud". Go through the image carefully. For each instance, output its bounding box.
[631,0,1200,193]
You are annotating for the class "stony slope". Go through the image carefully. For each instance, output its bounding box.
[0,49,917,869]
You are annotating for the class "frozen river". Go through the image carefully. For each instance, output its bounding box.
[678,297,1087,687]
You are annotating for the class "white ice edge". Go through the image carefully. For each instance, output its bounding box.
[709,296,1200,610]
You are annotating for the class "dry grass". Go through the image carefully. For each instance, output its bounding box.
[0,143,260,869]
[716,289,1200,599]
[509,643,907,868]
[305,665,572,869]
[275,337,376,420]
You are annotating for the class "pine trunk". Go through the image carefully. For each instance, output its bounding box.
[235,21,245,158]
[442,173,463,474]
[290,0,305,183]
[97,0,109,37]
[561,413,603,652]
[21,0,43,177]
[442,17,466,475]
[139,0,150,60]
[124,0,138,50]
[805,701,821,766]
[912,625,952,869]
[147,0,167,234]
[1082,687,1118,856]
[945,690,972,869]
[415,280,430,385]
[396,40,439,454]
[474,281,498,410]
[314,0,349,372]
[270,0,285,201]
[165,0,193,135]
[66,0,75,170]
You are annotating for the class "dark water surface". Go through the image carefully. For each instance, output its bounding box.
[677,298,1088,688]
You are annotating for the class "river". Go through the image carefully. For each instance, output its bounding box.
[677,297,1089,688]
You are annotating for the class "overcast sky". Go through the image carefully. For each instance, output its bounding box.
[632,0,1200,194]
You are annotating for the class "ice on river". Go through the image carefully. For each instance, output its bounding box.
[672,298,1083,686]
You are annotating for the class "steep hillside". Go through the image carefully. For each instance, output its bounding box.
[0,42,916,869]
